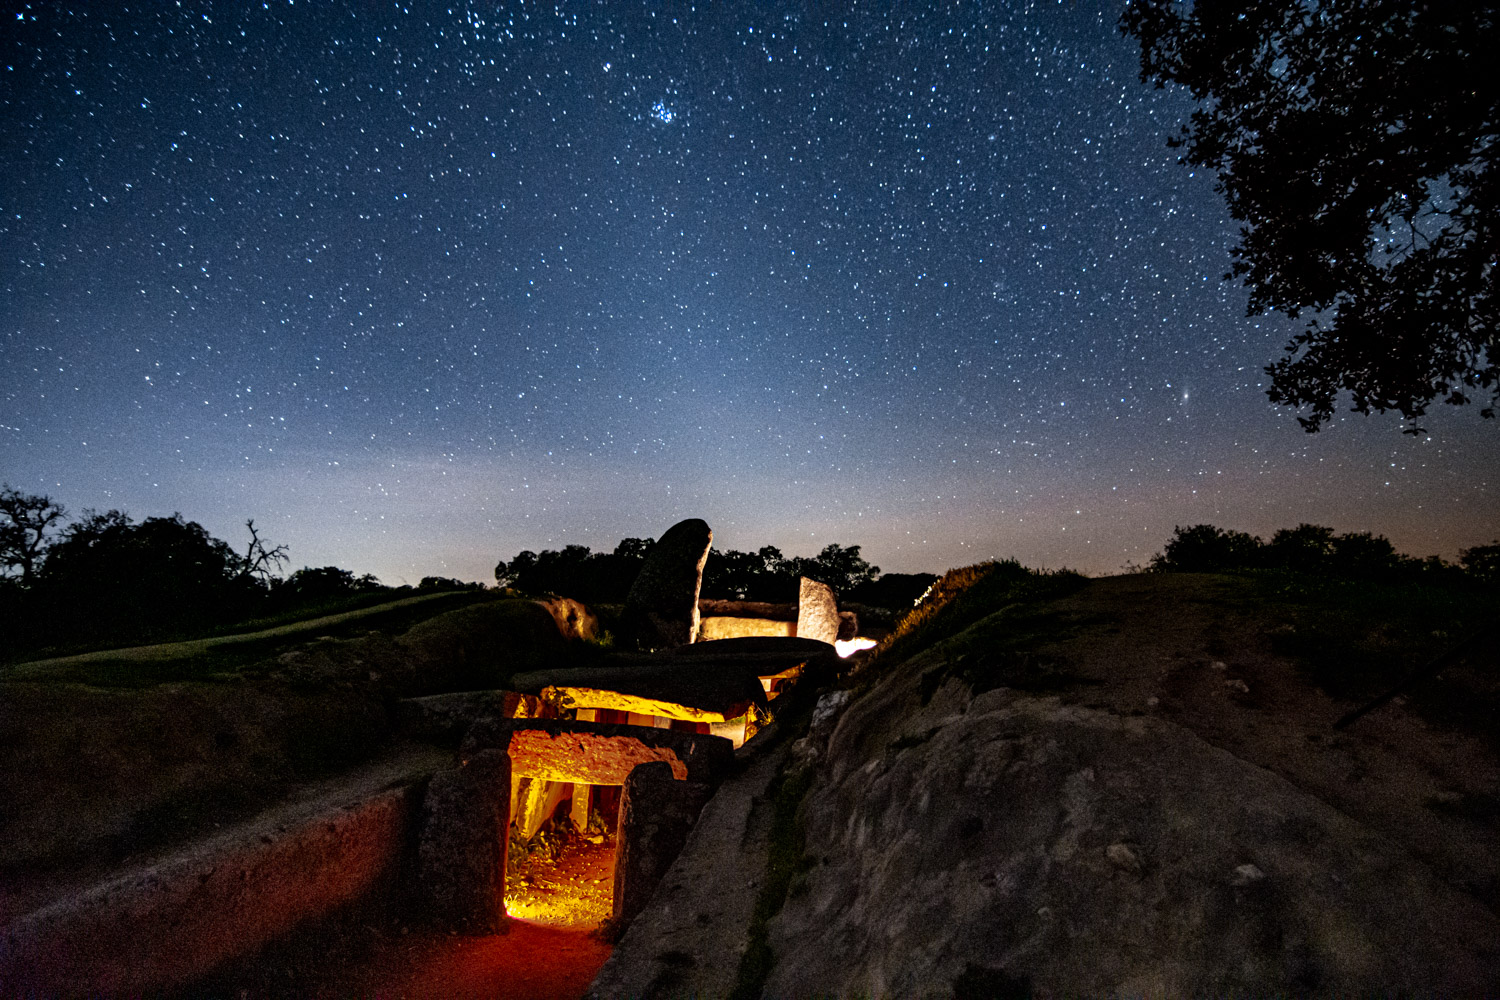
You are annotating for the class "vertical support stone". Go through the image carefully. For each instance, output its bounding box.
[623,518,713,650]
[569,782,592,832]
[613,760,713,929]
[797,576,841,643]
[417,748,511,934]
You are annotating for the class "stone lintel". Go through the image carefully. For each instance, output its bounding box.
[509,728,689,784]
[463,716,734,786]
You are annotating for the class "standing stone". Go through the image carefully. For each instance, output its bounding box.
[623,518,713,650]
[417,748,511,934]
[613,760,713,929]
[796,576,841,644]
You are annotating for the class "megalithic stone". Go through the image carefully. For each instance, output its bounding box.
[623,518,713,650]
[613,760,713,929]
[417,748,511,934]
[796,576,841,644]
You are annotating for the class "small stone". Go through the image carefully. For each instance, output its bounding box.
[1225,678,1250,694]
[1232,863,1266,886]
[1210,660,1228,671]
[1106,842,1142,873]
[1146,696,1160,708]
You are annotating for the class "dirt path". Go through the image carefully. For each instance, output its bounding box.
[349,923,612,1000]
[345,838,617,999]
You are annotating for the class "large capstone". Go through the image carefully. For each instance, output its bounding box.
[416,749,511,934]
[623,518,713,650]
[796,576,841,644]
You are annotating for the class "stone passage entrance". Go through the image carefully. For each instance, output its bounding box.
[417,718,732,936]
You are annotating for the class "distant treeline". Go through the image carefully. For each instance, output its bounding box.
[0,485,478,656]
[495,539,937,609]
[1150,523,1499,585]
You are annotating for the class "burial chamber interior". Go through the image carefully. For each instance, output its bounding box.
[497,717,734,929]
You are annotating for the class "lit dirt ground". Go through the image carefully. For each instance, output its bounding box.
[345,837,617,999]
[506,835,618,929]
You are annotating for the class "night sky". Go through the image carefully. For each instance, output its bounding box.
[4,2,1496,586]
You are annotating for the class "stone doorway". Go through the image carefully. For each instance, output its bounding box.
[417,718,732,936]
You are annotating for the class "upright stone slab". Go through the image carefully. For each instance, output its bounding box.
[623,518,712,650]
[796,576,841,644]
[613,760,713,929]
[416,748,511,934]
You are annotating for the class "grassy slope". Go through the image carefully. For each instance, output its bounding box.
[3,589,494,686]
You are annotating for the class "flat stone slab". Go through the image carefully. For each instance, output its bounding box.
[510,660,767,720]
[698,600,798,621]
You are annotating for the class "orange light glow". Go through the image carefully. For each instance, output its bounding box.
[508,729,689,784]
[505,837,616,930]
[835,637,878,657]
[543,684,729,724]
[758,663,804,699]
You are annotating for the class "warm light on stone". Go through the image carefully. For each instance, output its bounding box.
[506,729,689,784]
[699,616,796,641]
[542,685,730,724]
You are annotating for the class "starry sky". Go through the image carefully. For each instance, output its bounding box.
[3,2,1496,585]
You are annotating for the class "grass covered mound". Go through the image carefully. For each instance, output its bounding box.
[873,559,1089,669]
[866,557,1495,751]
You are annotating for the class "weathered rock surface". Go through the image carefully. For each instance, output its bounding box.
[796,576,841,643]
[416,749,511,934]
[760,650,1500,997]
[613,761,713,928]
[588,733,790,1000]
[623,518,712,650]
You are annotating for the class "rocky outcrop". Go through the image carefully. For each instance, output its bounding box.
[623,519,713,650]
[760,650,1500,996]
[594,574,1500,997]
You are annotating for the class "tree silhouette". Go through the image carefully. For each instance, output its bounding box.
[0,485,67,586]
[40,511,256,640]
[238,519,289,584]
[1122,2,1498,431]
